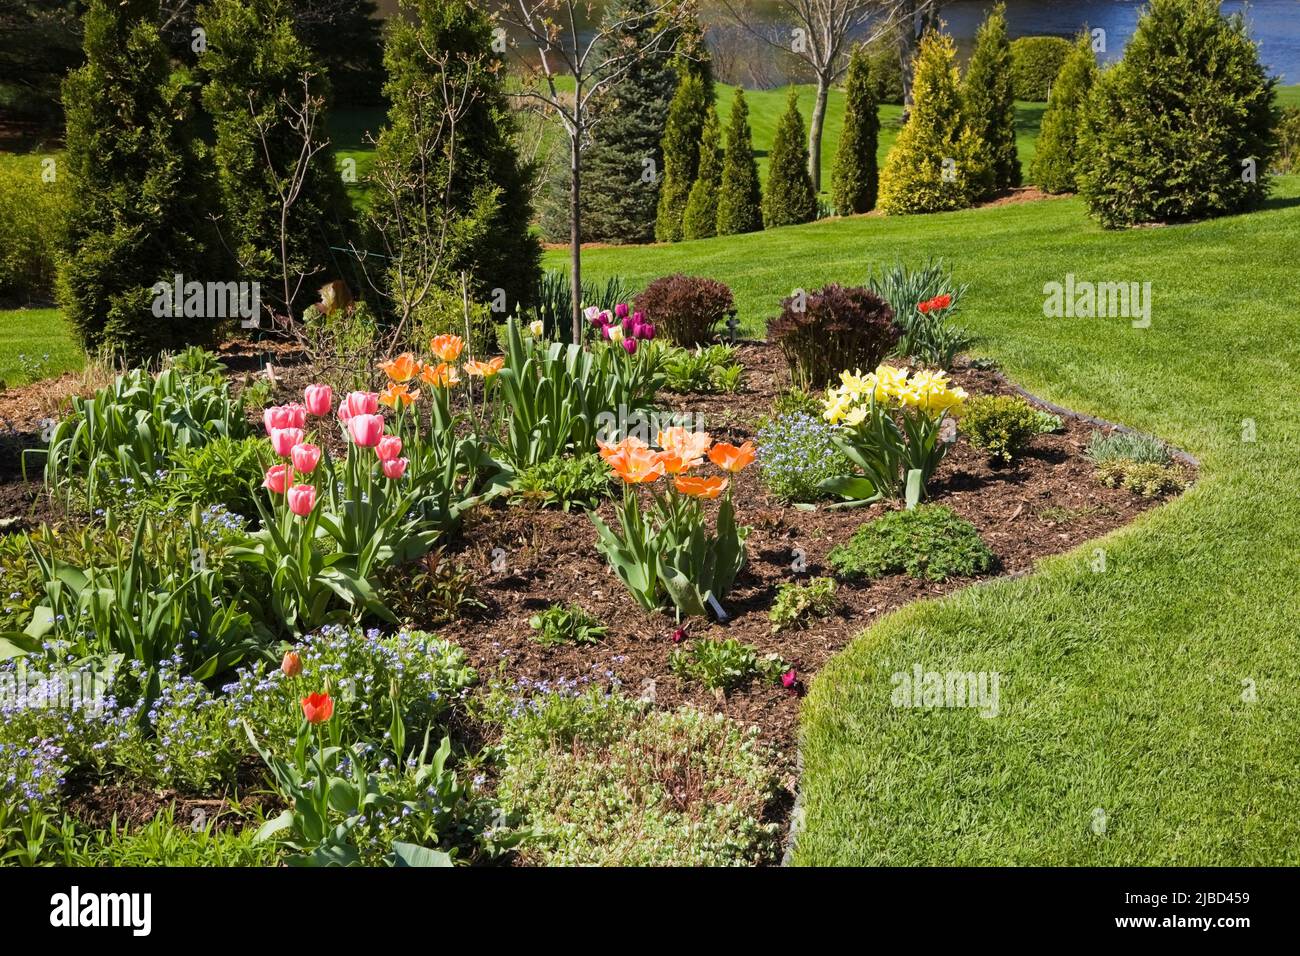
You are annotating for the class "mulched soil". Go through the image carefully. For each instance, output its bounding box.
[0,336,1188,840]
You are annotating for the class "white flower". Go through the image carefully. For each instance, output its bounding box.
[528,319,545,338]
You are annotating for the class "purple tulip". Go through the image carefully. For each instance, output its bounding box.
[632,311,644,325]
[621,337,638,355]
[615,303,629,319]
[639,323,656,340]
[621,315,635,334]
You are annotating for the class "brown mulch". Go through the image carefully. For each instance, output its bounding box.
[0,336,1186,834]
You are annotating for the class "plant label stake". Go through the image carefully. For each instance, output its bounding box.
[707,594,729,622]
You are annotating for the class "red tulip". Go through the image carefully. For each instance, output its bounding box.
[291,442,322,474]
[262,463,292,494]
[933,294,952,310]
[375,434,403,462]
[918,300,932,315]
[301,692,333,724]
[287,483,317,517]
[671,627,686,644]
[281,651,302,677]
[304,384,333,417]
[270,427,304,457]
[381,456,408,479]
[347,413,385,448]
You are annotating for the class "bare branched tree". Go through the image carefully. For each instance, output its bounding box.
[502,0,687,344]
[718,0,939,192]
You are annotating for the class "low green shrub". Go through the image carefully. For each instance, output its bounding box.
[769,576,838,632]
[1085,430,1171,466]
[1095,459,1188,498]
[1009,36,1073,100]
[959,395,1043,463]
[669,638,788,691]
[512,453,612,511]
[497,690,782,866]
[662,344,744,393]
[828,505,993,582]
[529,603,607,647]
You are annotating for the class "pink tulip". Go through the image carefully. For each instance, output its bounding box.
[287,483,317,517]
[283,403,308,429]
[291,443,322,474]
[621,337,637,355]
[263,405,293,435]
[337,391,379,423]
[304,384,333,417]
[621,315,635,334]
[615,303,629,319]
[262,464,292,494]
[781,669,798,689]
[270,427,305,457]
[381,456,408,480]
[640,322,656,340]
[376,434,402,462]
[348,413,385,448]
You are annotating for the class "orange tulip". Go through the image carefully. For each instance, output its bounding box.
[379,382,420,408]
[430,334,465,363]
[657,426,712,468]
[464,356,504,378]
[420,361,461,388]
[379,352,420,383]
[674,475,728,498]
[708,440,756,473]
[301,692,334,724]
[608,444,665,484]
[597,435,649,461]
[653,449,694,475]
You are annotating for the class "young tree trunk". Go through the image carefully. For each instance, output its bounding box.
[899,0,919,119]
[808,75,830,193]
[569,135,583,345]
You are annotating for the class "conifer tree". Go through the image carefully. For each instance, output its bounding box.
[655,73,708,242]
[831,44,880,215]
[682,104,722,240]
[763,89,818,227]
[715,87,763,235]
[1029,33,1097,193]
[59,0,217,359]
[961,2,1019,192]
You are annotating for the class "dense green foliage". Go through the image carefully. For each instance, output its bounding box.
[1077,0,1279,227]
[878,30,992,214]
[0,154,69,303]
[58,0,218,359]
[1009,35,1073,101]
[716,87,763,235]
[958,394,1043,463]
[831,46,880,216]
[962,4,1020,191]
[655,72,709,242]
[199,0,353,317]
[681,104,723,239]
[369,0,541,318]
[582,0,679,243]
[1029,34,1098,193]
[763,90,817,228]
[828,505,993,582]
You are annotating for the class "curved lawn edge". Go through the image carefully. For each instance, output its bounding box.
[778,390,1197,866]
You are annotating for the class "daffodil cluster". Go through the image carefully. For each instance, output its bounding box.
[823,364,967,425]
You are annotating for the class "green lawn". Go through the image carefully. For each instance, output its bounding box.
[551,176,1300,864]
[0,306,82,388]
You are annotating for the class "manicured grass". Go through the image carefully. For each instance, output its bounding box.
[552,175,1300,864]
[0,307,82,388]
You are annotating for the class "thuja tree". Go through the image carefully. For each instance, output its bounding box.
[1029,32,1097,194]
[655,72,708,242]
[961,2,1019,192]
[682,103,722,240]
[831,44,880,215]
[763,90,817,228]
[715,87,763,235]
[877,29,992,214]
[59,0,217,359]
[582,0,680,244]
[1077,0,1277,228]
[199,0,354,319]
[368,0,541,329]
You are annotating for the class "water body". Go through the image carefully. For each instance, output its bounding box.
[376,1,1300,84]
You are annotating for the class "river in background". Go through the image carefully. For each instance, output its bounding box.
[375,1,1300,84]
